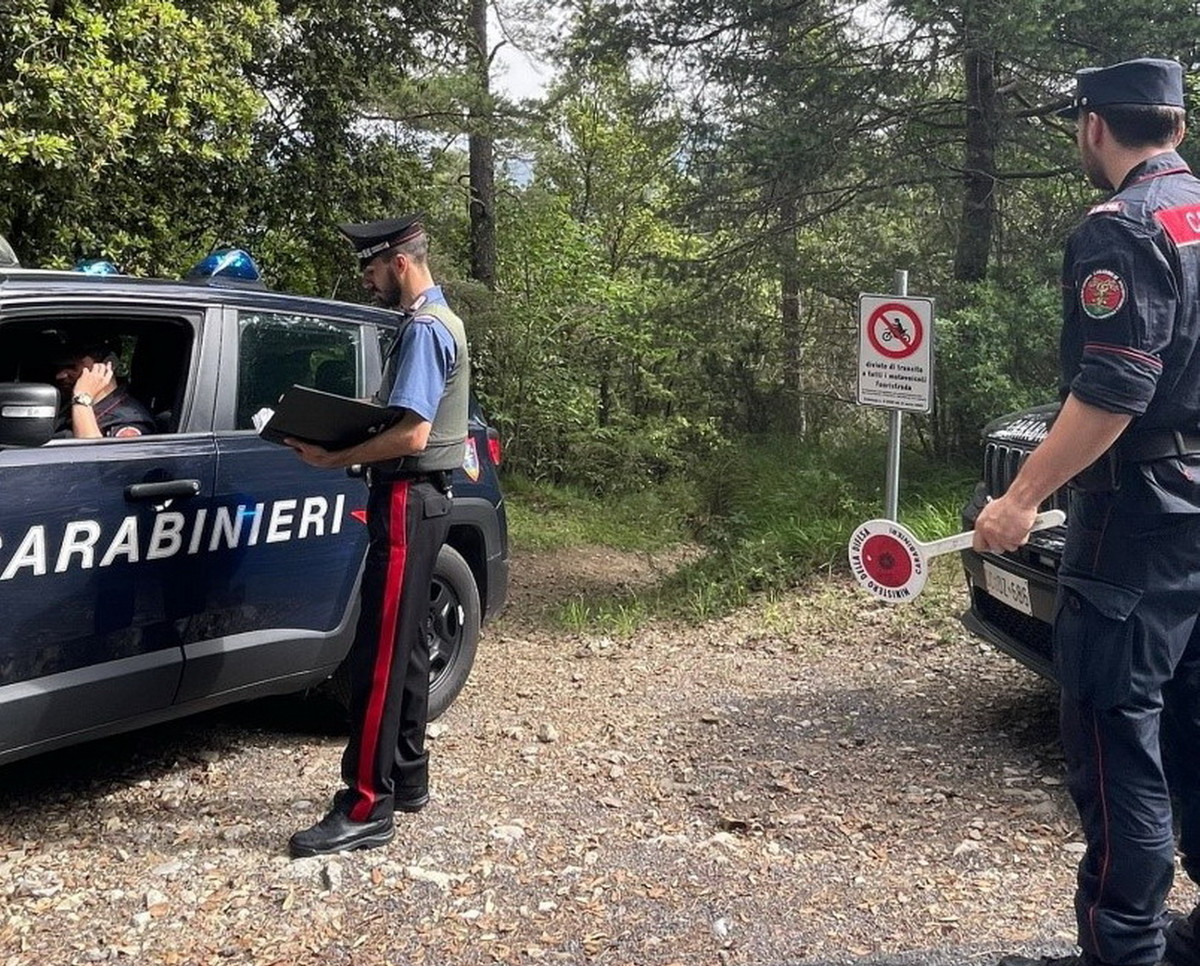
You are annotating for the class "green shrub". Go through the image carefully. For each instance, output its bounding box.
[927,272,1061,459]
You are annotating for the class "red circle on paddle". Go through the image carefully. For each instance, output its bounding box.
[860,533,913,588]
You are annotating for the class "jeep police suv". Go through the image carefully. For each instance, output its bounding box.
[0,267,509,766]
[959,403,1065,678]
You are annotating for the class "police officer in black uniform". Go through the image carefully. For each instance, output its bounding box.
[975,59,1200,966]
[286,214,470,858]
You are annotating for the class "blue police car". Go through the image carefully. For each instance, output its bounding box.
[0,263,509,766]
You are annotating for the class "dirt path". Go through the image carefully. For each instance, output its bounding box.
[0,549,1110,966]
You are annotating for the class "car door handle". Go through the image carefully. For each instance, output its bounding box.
[124,479,202,502]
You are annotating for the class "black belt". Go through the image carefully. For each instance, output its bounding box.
[1119,430,1200,463]
[364,467,451,490]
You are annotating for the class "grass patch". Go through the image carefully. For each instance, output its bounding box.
[503,474,695,552]
[556,595,649,636]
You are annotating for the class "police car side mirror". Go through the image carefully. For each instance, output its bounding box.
[0,383,60,448]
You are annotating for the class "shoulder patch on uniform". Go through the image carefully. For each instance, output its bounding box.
[112,426,143,438]
[410,314,438,326]
[1088,201,1124,216]
[1080,269,1127,320]
[1155,203,1200,246]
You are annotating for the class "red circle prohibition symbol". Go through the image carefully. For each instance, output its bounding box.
[867,303,923,359]
[860,533,914,588]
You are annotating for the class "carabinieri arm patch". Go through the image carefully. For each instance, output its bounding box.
[1080,269,1127,319]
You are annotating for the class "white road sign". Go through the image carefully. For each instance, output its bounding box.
[856,294,935,413]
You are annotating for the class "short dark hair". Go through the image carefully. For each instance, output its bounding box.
[1093,103,1185,148]
[392,231,428,263]
[367,232,429,271]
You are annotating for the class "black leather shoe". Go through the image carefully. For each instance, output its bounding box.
[395,790,429,813]
[288,809,394,858]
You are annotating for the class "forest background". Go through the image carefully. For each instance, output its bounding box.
[4,0,1198,621]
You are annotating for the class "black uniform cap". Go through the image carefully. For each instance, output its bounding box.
[337,214,425,265]
[1055,57,1185,118]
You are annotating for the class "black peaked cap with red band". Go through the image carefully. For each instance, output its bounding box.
[338,214,425,265]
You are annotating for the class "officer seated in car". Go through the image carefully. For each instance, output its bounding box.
[52,338,156,439]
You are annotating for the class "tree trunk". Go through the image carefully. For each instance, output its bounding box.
[954,41,999,282]
[468,0,496,290]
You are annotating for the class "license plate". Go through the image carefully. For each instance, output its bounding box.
[982,562,1032,616]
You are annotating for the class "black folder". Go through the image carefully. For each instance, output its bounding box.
[259,385,398,449]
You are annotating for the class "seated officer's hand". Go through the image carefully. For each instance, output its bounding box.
[74,362,114,398]
[972,495,1038,554]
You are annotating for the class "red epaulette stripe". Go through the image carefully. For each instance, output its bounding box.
[1134,165,1192,184]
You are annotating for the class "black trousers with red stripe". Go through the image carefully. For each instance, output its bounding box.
[1054,489,1200,965]
[338,477,451,823]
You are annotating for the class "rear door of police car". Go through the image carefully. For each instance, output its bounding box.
[0,296,220,763]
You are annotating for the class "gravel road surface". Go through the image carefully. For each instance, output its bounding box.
[2,548,1162,966]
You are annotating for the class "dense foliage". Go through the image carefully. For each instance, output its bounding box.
[4,0,1200,487]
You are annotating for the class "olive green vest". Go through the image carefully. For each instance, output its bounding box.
[372,300,470,475]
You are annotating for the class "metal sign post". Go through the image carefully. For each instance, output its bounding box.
[885,271,906,520]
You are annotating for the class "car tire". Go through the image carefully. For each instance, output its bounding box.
[426,544,481,720]
[321,543,481,722]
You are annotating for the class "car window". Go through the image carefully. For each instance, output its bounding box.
[0,315,194,436]
[236,311,363,430]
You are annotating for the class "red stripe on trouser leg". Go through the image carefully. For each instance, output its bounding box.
[1086,710,1111,954]
[349,481,409,823]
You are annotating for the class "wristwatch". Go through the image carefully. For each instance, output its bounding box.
[71,392,94,408]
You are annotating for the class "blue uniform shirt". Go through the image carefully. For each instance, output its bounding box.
[385,286,458,422]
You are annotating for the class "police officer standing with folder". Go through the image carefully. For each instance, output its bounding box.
[285,214,470,858]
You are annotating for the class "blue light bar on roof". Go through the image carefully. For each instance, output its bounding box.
[186,248,262,282]
[73,259,120,275]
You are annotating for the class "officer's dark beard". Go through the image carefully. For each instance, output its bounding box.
[375,270,403,309]
[1080,143,1114,192]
